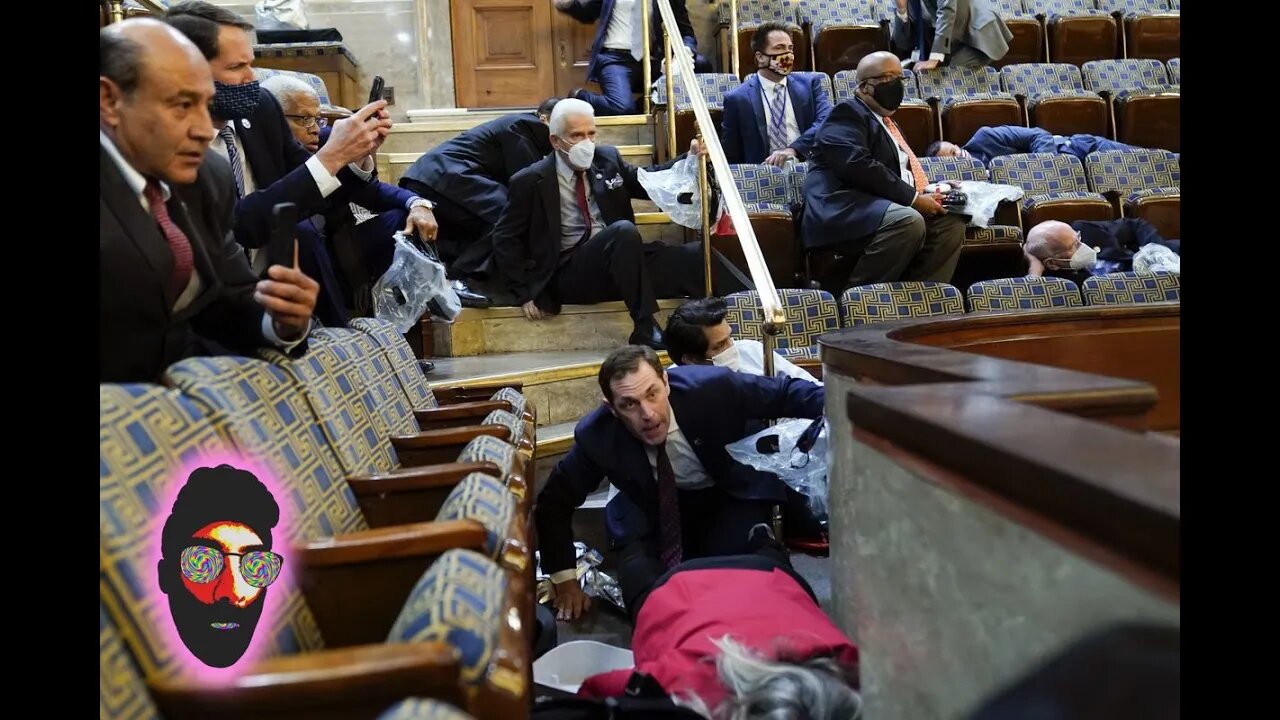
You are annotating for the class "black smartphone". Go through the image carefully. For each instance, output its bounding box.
[368,75,385,105]
[268,202,298,269]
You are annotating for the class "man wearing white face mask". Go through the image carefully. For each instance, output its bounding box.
[663,297,821,385]
[1024,218,1180,286]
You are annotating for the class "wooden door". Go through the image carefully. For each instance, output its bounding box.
[551,10,600,97]
[451,0,557,107]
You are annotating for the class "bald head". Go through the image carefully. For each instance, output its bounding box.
[100,18,216,185]
[856,51,902,84]
[1025,221,1078,261]
[854,51,905,116]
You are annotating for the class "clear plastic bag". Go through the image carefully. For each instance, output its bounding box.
[725,417,830,517]
[925,180,1024,228]
[535,542,626,613]
[637,155,702,230]
[1132,243,1180,275]
[255,0,310,30]
[371,233,461,333]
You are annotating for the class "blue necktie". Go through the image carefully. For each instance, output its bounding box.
[218,124,246,198]
[767,83,789,152]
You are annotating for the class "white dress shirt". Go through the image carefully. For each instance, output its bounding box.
[555,152,606,251]
[757,74,801,149]
[603,0,637,51]
[733,340,822,386]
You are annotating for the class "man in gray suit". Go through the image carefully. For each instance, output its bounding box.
[892,0,1013,70]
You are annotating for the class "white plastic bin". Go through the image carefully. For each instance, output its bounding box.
[532,640,635,693]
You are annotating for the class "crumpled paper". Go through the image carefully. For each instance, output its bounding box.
[535,542,625,612]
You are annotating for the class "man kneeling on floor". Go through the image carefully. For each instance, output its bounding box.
[536,344,824,621]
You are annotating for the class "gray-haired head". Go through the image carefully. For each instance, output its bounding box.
[260,74,318,108]
[677,637,862,720]
[549,97,594,138]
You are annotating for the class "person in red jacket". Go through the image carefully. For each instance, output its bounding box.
[578,526,861,719]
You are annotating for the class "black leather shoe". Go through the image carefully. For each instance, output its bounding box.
[628,324,666,351]
[569,87,586,101]
[451,280,491,309]
[418,359,435,375]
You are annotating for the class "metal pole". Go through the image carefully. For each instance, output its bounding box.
[762,318,783,539]
[664,32,677,159]
[642,0,652,116]
[698,132,712,297]
[110,0,125,23]
[730,0,740,79]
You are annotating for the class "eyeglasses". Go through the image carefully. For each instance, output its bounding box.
[180,545,284,589]
[285,114,327,129]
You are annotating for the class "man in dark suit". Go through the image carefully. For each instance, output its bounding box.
[487,98,715,349]
[928,125,1144,165]
[553,0,710,116]
[537,345,825,620]
[163,3,403,264]
[720,22,833,167]
[892,0,1013,71]
[803,51,966,291]
[397,99,559,281]
[100,20,318,383]
[1024,218,1179,285]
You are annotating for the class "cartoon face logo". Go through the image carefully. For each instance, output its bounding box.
[157,465,283,669]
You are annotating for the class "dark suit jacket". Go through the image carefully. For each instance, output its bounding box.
[100,146,287,383]
[1047,218,1180,285]
[560,0,697,83]
[719,72,833,165]
[398,112,552,226]
[489,145,658,310]
[231,88,373,249]
[802,98,917,250]
[535,364,826,574]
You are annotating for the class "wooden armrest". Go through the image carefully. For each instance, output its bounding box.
[297,520,489,647]
[392,426,509,468]
[347,462,499,497]
[469,563,532,718]
[415,400,509,429]
[149,641,464,720]
[433,381,524,405]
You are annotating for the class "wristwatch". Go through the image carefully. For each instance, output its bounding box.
[409,197,435,211]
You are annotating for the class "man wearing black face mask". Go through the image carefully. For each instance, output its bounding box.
[802,51,965,292]
[719,22,833,167]
[164,2,398,263]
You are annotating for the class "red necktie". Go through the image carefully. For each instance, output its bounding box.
[655,443,683,569]
[574,171,594,244]
[143,179,195,300]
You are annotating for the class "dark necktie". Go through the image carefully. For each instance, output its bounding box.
[654,442,683,569]
[217,124,246,198]
[574,170,594,245]
[143,179,194,301]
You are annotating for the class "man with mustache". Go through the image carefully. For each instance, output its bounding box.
[719,22,833,167]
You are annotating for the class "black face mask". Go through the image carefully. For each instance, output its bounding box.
[866,78,905,112]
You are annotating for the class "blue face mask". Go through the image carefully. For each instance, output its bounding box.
[212,80,262,121]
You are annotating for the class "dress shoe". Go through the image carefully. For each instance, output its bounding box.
[569,87,587,102]
[418,359,435,376]
[628,324,666,351]
[451,279,491,309]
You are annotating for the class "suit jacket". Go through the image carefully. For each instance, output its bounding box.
[962,125,1058,164]
[560,0,697,83]
[892,0,1012,63]
[231,88,373,249]
[534,364,825,574]
[100,146,286,383]
[802,98,918,249]
[398,112,551,226]
[719,72,833,165]
[489,145,662,310]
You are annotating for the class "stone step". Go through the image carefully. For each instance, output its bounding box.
[533,420,577,487]
[384,114,655,155]
[376,145,656,187]
[423,298,687,358]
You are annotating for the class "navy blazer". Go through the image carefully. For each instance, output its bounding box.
[535,364,826,574]
[231,88,373,249]
[802,98,917,250]
[719,72,833,165]
[560,0,697,83]
[962,125,1057,164]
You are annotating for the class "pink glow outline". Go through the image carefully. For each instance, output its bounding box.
[147,451,294,685]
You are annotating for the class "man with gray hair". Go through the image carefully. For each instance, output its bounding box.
[802,51,966,292]
[488,98,717,349]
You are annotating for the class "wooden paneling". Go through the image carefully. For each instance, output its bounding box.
[452,0,556,107]
[553,10,601,97]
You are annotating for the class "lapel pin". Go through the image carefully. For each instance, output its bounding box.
[241,118,252,130]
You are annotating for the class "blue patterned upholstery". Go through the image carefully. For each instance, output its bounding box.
[834,68,922,102]
[458,435,518,481]
[489,386,531,425]
[728,164,793,210]
[839,282,964,327]
[310,327,420,456]
[723,289,840,358]
[941,91,1019,111]
[999,63,1102,109]
[918,155,989,183]
[1166,57,1179,84]
[252,67,332,105]
[1022,189,1107,211]
[1168,0,1178,8]
[967,277,1084,311]
[388,549,507,687]
[1096,0,1170,14]
[800,0,885,35]
[915,65,1004,101]
[1030,0,1109,18]
[1082,59,1173,95]
[481,409,525,446]
[1085,149,1179,196]
[656,73,741,110]
[989,152,1092,194]
[100,383,325,682]
[786,161,810,206]
[161,357,366,540]
[1082,271,1180,305]
[377,699,477,720]
[717,0,799,26]
[436,474,516,559]
[967,225,1024,244]
[990,0,1035,18]
[816,72,835,109]
[100,601,160,720]
[1126,186,1180,205]
[349,318,439,411]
